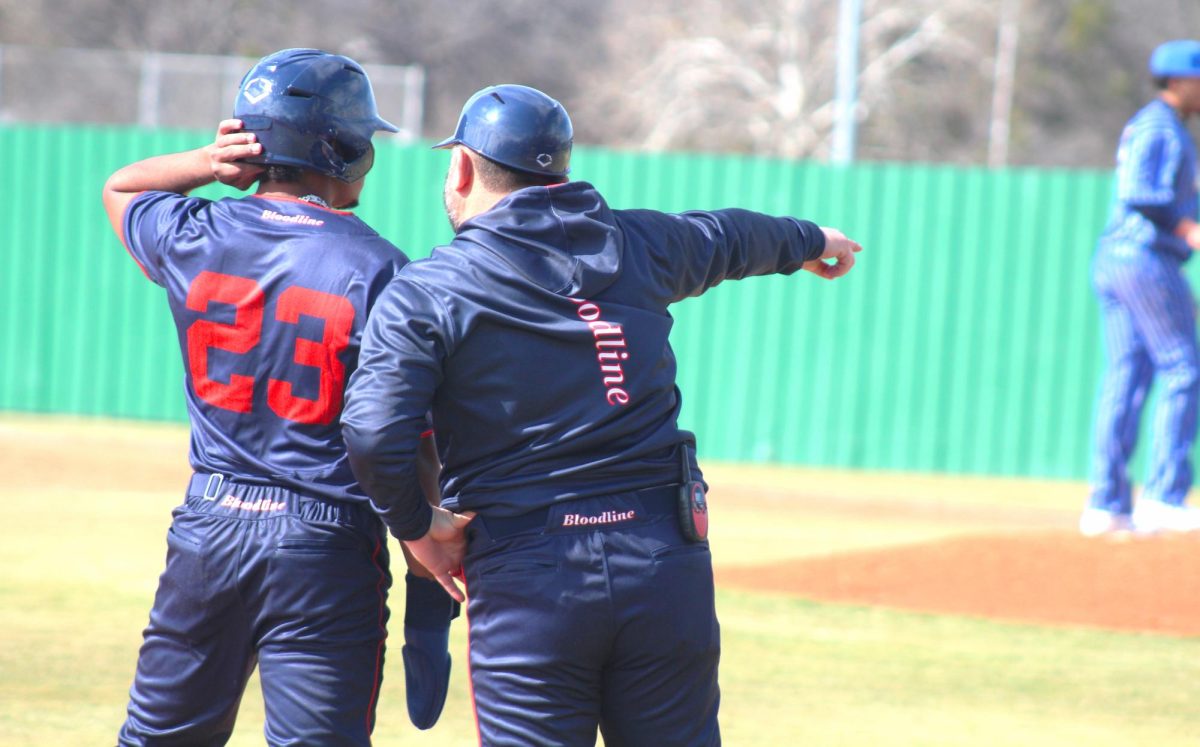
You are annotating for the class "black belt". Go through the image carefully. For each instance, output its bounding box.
[479,484,679,540]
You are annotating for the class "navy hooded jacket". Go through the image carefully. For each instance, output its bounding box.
[342,180,825,540]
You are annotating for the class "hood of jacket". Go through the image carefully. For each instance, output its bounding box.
[453,180,623,298]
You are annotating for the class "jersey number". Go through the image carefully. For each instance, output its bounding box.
[185,270,354,425]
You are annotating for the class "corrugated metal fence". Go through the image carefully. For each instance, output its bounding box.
[0,125,1145,479]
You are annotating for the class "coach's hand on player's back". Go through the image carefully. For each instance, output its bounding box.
[803,227,862,280]
[206,119,265,191]
[405,506,476,602]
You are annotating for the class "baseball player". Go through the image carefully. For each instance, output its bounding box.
[342,84,860,745]
[102,49,457,745]
[1084,40,1200,536]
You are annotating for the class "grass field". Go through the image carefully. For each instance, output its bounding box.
[2,414,1199,746]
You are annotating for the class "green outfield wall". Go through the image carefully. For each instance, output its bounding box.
[0,125,1142,480]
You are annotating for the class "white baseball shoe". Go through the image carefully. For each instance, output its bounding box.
[1132,500,1200,533]
[1078,508,1136,537]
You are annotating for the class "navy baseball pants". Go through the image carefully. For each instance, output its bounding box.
[118,474,391,746]
[462,487,721,746]
[1090,245,1200,513]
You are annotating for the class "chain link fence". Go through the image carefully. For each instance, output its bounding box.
[0,45,424,141]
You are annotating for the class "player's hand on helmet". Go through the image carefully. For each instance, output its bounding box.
[207,119,265,191]
[404,506,476,603]
[803,227,862,280]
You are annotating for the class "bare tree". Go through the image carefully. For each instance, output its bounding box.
[356,0,611,139]
[584,0,996,162]
[2,0,267,52]
[4,0,1200,167]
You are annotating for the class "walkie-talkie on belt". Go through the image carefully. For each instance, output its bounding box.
[678,444,709,542]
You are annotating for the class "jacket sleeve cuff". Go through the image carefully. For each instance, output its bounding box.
[379,497,434,541]
[791,218,827,262]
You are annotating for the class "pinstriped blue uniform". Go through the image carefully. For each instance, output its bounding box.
[1090,98,1200,513]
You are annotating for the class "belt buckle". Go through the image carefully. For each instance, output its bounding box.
[202,473,225,502]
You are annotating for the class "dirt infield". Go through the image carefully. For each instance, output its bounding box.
[718,531,1200,636]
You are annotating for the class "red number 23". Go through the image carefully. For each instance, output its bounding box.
[185,270,354,425]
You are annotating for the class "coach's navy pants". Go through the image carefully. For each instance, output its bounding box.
[118,476,391,746]
[463,488,721,747]
[1090,245,1200,513]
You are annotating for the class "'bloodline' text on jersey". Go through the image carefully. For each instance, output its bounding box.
[572,298,631,406]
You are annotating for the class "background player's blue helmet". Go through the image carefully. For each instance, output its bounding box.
[233,48,399,183]
[1149,40,1200,79]
[433,84,572,177]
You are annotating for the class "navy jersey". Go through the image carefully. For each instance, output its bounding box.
[1100,98,1199,261]
[123,192,406,502]
[342,181,825,538]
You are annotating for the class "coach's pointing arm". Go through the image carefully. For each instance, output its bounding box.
[343,276,473,602]
[622,208,861,306]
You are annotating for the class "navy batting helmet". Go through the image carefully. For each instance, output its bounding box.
[1150,40,1200,79]
[433,84,572,177]
[233,48,399,182]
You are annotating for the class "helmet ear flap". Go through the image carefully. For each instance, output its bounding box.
[315,139,346,177]
[339,139,375,183]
